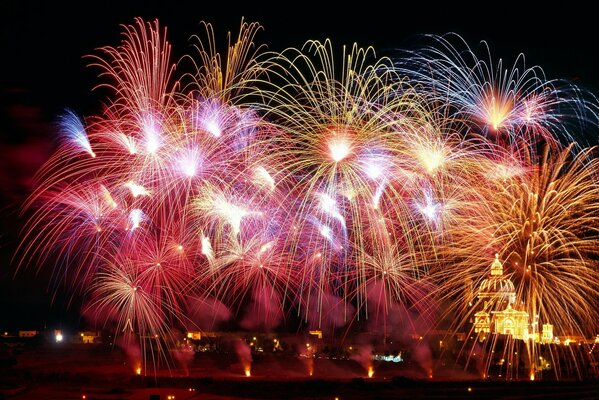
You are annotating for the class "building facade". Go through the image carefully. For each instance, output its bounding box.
[473,254,530,341]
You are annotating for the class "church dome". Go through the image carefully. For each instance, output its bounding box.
[477,254,516,303]
[479,276,515,294]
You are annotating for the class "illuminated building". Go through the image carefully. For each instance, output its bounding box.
[187,331,202,340]
[541,323,554,344]
[308,330,323,339]
[473,254,529,340]
[78,331,100,344]
[473,311,491,334]
[492,304,529,340]
[18,330,39,338]
[477,254,516,307]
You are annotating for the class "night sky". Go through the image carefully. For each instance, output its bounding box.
[1,1,597,332]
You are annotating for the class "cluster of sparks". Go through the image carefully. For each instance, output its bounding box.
[18,20,599,378]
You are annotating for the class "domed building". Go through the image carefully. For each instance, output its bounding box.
[478,253,516,306]
[473,254,529,341]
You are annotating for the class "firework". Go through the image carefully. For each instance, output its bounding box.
[17,19,599,380]
[395,33,598,150]
[432,144,599,379]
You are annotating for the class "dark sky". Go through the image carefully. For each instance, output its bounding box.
[1,1,597,331]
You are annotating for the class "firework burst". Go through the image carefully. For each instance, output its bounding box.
[17,20,599,379]
[396,33,598,150]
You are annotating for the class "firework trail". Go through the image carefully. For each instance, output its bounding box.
[17,20,599,379]
[395,33,598,151]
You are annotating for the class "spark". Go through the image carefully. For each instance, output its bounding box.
[328,136,351,162]
[317,193,345,225]
[364,163,383,179]
[60,109,95,157]
[129,209,144,230]
[485,95,512,130]
[124,181,150,197]
[143,115,161,154]
[415,142,445,173]
[417,191,442,224]
[177,147,201,177]
[200,234,213,257]
[212,197,250,236]
[205,119,221,137]
[258,241,275,255]
[117,133,137,154]
[253,166,275,190]
[319,224,332,240]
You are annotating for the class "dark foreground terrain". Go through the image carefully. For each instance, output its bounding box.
[2,377,598,400]
[1,344,597,399]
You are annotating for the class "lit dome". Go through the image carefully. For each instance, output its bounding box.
[479,276,515,294]
[477,254,516,303]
